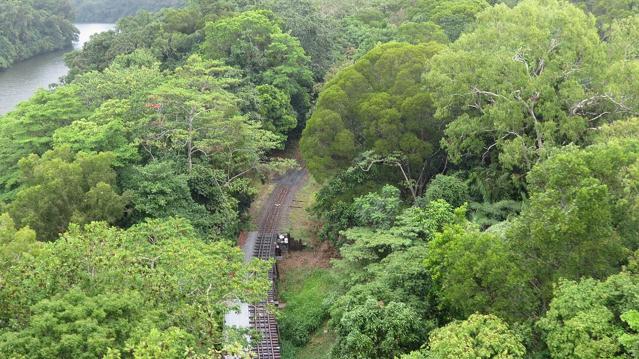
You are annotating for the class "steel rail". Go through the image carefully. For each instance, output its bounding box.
[248,183,294,358]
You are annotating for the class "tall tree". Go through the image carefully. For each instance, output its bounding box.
[537,272,639,358]
[301,41,445,199]
[202,10,314,125]
[428,0,638,196]
[143,55,240,172]
[8,147,126,241]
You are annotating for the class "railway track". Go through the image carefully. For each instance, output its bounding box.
[248,171,305,359]
[249,234,280,359]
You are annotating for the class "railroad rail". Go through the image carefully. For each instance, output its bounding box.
[248,184,295,359]
[249,234,280,359]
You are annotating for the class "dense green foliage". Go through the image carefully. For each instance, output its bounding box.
[71,0,184,22]
[421,314,526,358]
[4,0,639,357]
[428,0,639,197]
[0,0,77,69]
[0,0,318,355]
[301,41,445,199]
[298,0,639,358]
[0,218,271,357]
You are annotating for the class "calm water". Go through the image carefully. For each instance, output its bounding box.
[0,23,115,115]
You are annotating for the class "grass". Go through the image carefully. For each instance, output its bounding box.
[277,159,338,358]
[284,175,321,246]
[281,321,336,359]
[279,267,337,359]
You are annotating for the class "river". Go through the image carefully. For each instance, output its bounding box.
[0,23,115,116]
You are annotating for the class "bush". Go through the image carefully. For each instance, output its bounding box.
[423,174,469,208]
[280,269,337,346]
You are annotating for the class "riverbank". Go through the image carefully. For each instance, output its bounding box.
[0,41,74,72]
[0,23,114,116]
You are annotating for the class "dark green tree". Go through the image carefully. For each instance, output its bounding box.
[301,41,445,199]
[0,0,77,69]
[71,0,184,23]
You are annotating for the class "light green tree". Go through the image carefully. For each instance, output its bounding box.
[52,99,140,166]
[0,218,271,356]
[0,85,90,200]
[428,0,638,194]
[8,147,126,241]
[0,289,160,359]
[202,10,313,122]
[0,213,39,271]
[425,314,526,359]
[537,272,639,358]
[332,299,428,359]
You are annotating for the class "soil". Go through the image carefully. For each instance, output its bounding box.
[249,163,337,276]
[278,241,337,272]
[237,231,248,248]
[256,168,308,233]
[266,164,338,274]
